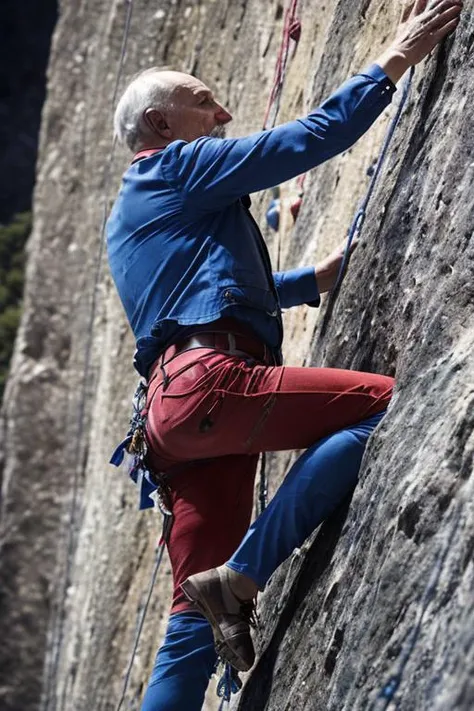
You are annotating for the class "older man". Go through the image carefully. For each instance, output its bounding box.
[107,1,461,709]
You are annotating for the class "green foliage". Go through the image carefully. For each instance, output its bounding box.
[0,212,31,399]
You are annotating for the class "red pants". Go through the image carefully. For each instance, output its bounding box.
[145,347,393,613]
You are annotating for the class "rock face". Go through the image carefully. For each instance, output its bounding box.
[0,1,473,711]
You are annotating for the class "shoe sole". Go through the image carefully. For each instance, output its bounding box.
[181,578,252,672]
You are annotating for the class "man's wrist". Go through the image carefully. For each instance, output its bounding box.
[375,48,411,84]
[315,265,332,294]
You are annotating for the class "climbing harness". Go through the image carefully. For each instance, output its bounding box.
[112,384,175,711]
[112,376,248,709]
[110,379,173,512]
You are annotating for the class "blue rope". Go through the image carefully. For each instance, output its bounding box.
[116,541,167,711]
[213,60,442,710]
[333,66,415,294]
[217,664,232,710]
[217,661,242,709]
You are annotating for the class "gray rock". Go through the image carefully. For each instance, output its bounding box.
[0,1,473,711]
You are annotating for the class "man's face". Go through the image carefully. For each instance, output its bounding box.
[164,74,233,143]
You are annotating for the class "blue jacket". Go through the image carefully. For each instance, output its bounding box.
[107,64,395,377]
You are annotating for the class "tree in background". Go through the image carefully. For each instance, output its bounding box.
[0,212,31,398]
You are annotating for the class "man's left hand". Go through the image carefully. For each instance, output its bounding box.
[314,239,359,293]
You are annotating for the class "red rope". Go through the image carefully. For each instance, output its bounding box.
[263,0,307,224]
[296,172,307,191]
[263,0,302,129]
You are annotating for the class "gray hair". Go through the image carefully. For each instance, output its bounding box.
[113,67,173,152]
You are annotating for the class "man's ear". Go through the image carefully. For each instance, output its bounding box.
[143,108,172,139]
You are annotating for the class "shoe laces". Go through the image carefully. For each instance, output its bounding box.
[240,599,260,629]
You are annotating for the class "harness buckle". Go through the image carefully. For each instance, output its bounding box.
[227,332,237,354]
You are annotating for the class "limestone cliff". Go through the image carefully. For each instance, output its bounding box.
[0,1,473,710]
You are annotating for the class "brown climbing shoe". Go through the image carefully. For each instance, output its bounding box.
[181,568,257,672]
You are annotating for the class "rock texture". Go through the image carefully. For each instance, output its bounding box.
[0,1,473,711]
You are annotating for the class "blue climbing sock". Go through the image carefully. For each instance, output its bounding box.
[141,611,216,711]
[226,411,386,588]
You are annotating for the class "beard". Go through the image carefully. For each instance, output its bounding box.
[209,124,227,139]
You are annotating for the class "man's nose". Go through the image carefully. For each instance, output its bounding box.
[214,104,232,124]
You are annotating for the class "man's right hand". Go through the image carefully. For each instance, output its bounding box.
[376,0,463,84]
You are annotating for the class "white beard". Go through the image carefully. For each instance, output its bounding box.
[209,124,227,139]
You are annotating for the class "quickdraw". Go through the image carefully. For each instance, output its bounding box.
[110,379,173,519]
[216,659,243,710]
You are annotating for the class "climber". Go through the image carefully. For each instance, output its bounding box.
[107,1,462,709]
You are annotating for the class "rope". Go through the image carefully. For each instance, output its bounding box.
[263,0,302,129]
[260,0,303,504]
[217,660,243,710]
[263,0,305,270]
[116,541,167,711]
[217,663,233,711]
[316,39,459,706]
[42,3,135,709]
[320,66,415,340]
[336,66,414,291]
[117,9,445,710]
[258,452,268,514]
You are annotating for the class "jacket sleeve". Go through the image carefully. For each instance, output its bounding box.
[273,266,320,309]
[160,64,396,212]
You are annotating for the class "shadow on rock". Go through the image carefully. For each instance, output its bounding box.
[237,498,351,710]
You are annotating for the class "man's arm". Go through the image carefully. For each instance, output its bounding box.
[160,0,462,212]
[274,239,358,309]
[273,267,321,309]
[162,65,396,212]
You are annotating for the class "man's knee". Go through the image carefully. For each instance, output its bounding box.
[371,374,394,413]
